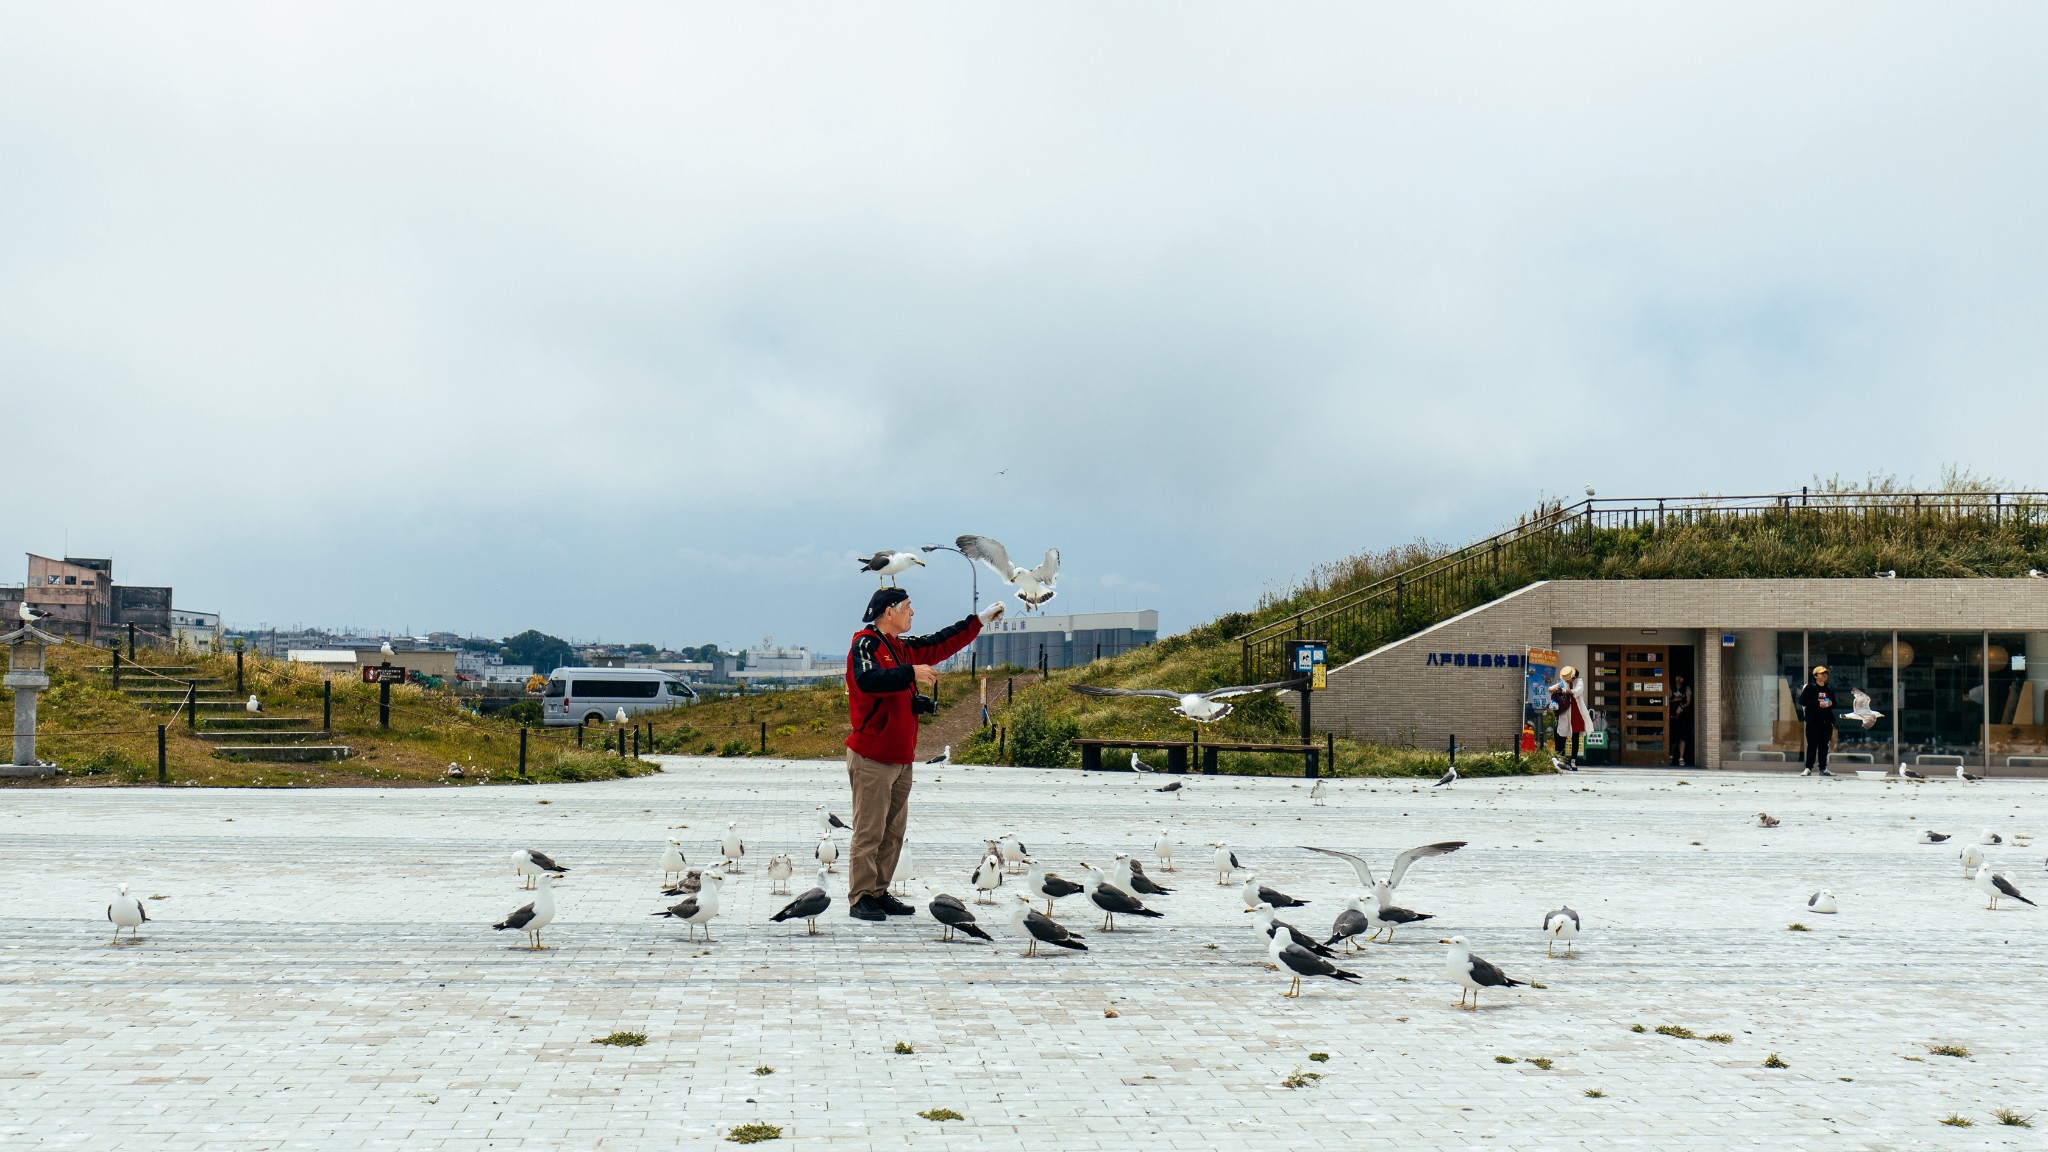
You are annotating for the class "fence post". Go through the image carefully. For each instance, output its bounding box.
[1007,676,1013,705]
[157,724,167,785]
[1326,731,1335,777]
[378,679,391,730]
[617,726,625,759]
[1448,732,1458,767]
[760,721,767,754]
[185,681,197,730]
[111,645,121,690]
[519,726,528,777]
[322,680,331,731]
[997,725,1005,762]
[235,649,244,696]
[632,726,639,759]
[128,622,136,659]
[576,723,583,748]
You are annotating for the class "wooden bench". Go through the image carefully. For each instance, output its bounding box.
[1196,741,1320,777]
[1071,738,1193,774]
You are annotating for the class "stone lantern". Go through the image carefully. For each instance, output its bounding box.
[2,622,62,776]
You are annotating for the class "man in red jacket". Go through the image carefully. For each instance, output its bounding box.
[844,587,1003,920]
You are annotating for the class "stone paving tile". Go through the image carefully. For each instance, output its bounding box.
[1,762,2044,1149]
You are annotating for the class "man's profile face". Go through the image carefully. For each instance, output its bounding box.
[880,599,914,633]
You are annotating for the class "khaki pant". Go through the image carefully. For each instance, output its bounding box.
[846,750,913,902]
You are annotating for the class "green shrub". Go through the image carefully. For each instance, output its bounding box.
[719,739,750,757]
[497,700,543,726]
[1004,700,1080,768]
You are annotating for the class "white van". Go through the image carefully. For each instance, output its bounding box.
[542,667,698,727]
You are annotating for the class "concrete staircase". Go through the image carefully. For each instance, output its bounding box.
[92,665,352,763]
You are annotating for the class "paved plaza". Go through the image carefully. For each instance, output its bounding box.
[3,761,2044,1149]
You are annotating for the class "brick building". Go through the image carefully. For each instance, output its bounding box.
[0,555,174,645]
[1319,579,2048,776]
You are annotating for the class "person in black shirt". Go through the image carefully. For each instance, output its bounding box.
[1797,665,1837,777]
[1669,674,1694,767]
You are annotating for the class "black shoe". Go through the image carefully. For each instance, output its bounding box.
[1817,769,1832,777]
[848,896,888,921]
[877,895,915,916]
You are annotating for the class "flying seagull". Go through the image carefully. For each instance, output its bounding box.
[814,836,839,873]
[1543,906,1580,956]
[1247,901,1336,958]
[1756,812,1780,828]
[1068,678,1307,724]
[107,883,147,945]
[766,853,793,894]
[771,867,834,935]
[1156,780,1185,799]
[661,839,687,885]
[858,550,925,586]
[721,822,745,871]
[652,872,723,940]
[926,745,951,765]
[1299,841,1466,910]
[1154,829,1175,871]
[1974,865,2034,910]
[1918,829,1950,844]
[245,695,263,714]
[1842,689,1883,728]
[816,805,849,836]
[493,874,556,950]
[513,848,568,890]
[1241,873,1307,910]
[1807,889,1838,915]
[1214,842,1242,886]
[1442,935,1524,1010]
[1079,862,1164,931]
[957,534,1060,611]
[1266,912,1362,996]
[1113,853,1173,897]
[1958,765,1983,783]
[1008,892,1088,956]
[1025,858,1083,915]
[923,885,992,943]
[1325,894,1371,953]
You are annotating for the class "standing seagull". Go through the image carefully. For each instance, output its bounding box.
[1961,842,1987,877]
[858,550,925,586]
[891,842,917,895]
[660,839,687,885]
[1898,762,1925,781]
[1214,842,1243,886]
[1114,853,1173,897]
[1974,865,2034,910]
[816,805,850,837]
[1434,762,1458,788]
[1024,858,1084,915]
[106,883,147,945]
[379,639,395,659]
[1267,916,1362,997]
[1363,899,1435,944]
[17,602,48,624]
[652,873,723,941]
[972,852,1004,904]
[1957,765,1983,783]
[663,867,706,897]
[1300,841,1466,910]
[1079,862,1164,931]
[1241,873,1308,911]
[1325,894,1371,953]
[1544,906,1580,956]
[1007,892,1088,956]
[923,885,993,943]
[814,835,840,874]
[766,853,794,895]
[1441,935,1524,1010]
[1129,752,1156,774]
[926,746,951,765]
[245,695,263,714]
[1154,829,1175,872]
[957,534,1060,611]
[513,848,569,890]
[1248,901,1336,958]
[1309,778,1327,806]
[771,867,834,935]
[1000,835,1028,875]
[721,822,745,871]
[493,874,557,951]
[1068,678,1307,724]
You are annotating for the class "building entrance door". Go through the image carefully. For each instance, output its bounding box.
[1598,646,1670,766]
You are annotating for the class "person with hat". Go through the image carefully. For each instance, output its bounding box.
[843,587,1004,921]
[1548,665,1589,770]
[1797,665,1837,777]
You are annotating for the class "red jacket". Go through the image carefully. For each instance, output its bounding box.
[845,616,981,765]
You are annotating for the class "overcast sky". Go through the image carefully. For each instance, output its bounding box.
[5,5,2044,650]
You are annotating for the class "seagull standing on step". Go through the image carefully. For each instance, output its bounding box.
[245,695,262,714]
[1267,915,1361,997]
[721,822,745,871]
[1442,935,1524,1010]
[858,550,925,586]
[494,874,556,950]
[770,867,834,935]
[1079,862,1163,931]
[1974,865,2034,910]
[957,534,1060,611]
[106,883,147,945]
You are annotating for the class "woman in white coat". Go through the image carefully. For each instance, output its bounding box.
[1549,666,1589,770]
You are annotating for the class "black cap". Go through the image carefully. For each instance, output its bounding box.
[862,587,910,623]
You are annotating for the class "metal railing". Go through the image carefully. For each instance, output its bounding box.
[1240,489,2048,680]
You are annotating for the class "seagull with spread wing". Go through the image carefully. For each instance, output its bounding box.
[1300,841,1466,911]
[956,534,1060,611]
[1068,678,1307,724]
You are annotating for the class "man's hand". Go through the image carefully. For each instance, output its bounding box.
[913,664,938,689]
[979,602,1006,625]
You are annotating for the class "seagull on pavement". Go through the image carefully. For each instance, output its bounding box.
[1112,853,1173,896]
[1442,935,1524,1010]
[1974,865,2034,910]
[1079,862,1164,931]
[1807,889,1838,914]
[106,883,147,945]
[1980,828,2003,845]
[926,746,951,764]
[957,534,1060,611]
[1309,778,1327,805]
[1024,858,1084,915]
[923,884,992,943]
[890,842,918,895]
[721,822,745,871]
[816,805,849,836]
[1434,762,1458,788]
[660,839,686,884]
[1918,829,1950,844]
[1008,892,1088,956]
[1958,765,1983,783]
[814,836,839,873]
[1248,901,1336,958]
[1154,829,1175,871]
[1363,898,1435,944]
[1756,812,1780,828]
[1214,842,1242,885]
[1324,894,1371,953]
[1961,842,1986,876]
[662,866,708,897]
[1267,913,1361,997]
[1129,752,1156,774]
[1899,762,1925,781]
[1300,841,1466,910]
[513,848,568,890]
[494,874,556,950]
[766,853,793,894]
[1241,873,1307,910]
[770,867,833,935]
[973,852,1004,904]
[652,872,723,941]
[1543,906,1580,956]
[1068,678,1308,724]
[1155,780,1185,798]
[858,550,925,586]
[1000,835,1027,874]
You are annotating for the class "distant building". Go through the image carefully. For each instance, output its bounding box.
[973,609,1159,671]
[0,555,175,646]
[169,609,224,654]
[482,664,535,684]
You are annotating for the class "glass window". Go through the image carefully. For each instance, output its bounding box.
[1808,631,1895,764]
[666,681,694,698]
[543,680,565,698]
[1896,633,1986,768]
[572,679,660,699]
[1726,630,1804,762]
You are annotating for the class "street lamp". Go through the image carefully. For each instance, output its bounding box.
[920,543,978,616]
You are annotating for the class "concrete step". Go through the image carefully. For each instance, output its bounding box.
[194,730,333,744]
[87,666,206,677]
[211,746,353,763]
[199,716,322,730]
[138,699,271,713]
[117,687,242,700]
